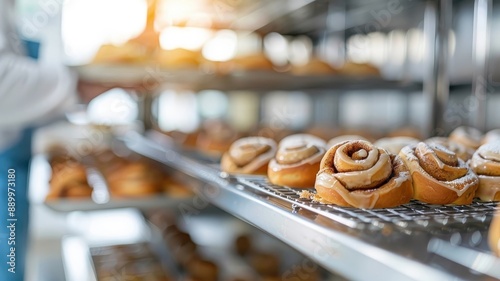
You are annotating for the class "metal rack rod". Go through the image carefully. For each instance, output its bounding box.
[471,0,492,131]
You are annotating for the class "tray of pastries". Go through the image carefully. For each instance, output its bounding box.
[32,149,194,212]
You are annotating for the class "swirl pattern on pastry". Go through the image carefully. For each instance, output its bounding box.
[268,134,326,188]
[399,142,478,204]
[315,140,412,208]
[221,137,277,175]
[425,137,474,161]
[374,137,419,154]
[469,142,500,201]
[449,126,483,150]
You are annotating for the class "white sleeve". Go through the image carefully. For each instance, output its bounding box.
[0,52,78,129]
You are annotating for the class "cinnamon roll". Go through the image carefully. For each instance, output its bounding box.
[315,140,412,208]
[47,162,93,200]
[469,142,500,201]
[268,134,326,188]
[374,137,419,154]
[425,137,474,161]
[449,126,483,150]
[220,137,277,175]
[399,142,479,205]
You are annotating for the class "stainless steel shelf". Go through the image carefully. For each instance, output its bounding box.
[120,131,500,281]
[73,64,418,92]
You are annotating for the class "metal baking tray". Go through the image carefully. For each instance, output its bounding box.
[72,63,417,92]
[29,154,193,212]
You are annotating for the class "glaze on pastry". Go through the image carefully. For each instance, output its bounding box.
[315,140,412,208]
[221,137,277,175]
[268,134,326,188]
[399,142,478,204]
[425,137,474,161]
[449,126,483,150]
[469,142,500,201]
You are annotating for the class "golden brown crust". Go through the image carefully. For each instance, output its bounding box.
[399,142,479,205]
[220,137,277,175]
[267,134,326,188]
[489,209,500,257]
[268,160,321,188]
[315,140,412,208]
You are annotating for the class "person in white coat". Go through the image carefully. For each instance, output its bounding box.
[0,0,121,280]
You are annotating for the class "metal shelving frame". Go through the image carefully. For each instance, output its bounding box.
[119,131,500,281]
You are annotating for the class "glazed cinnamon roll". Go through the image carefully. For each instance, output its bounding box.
[399,142,478,205]
[374,136,419,154]
[425,137,474,161]
[315,140,412,208]
[220,137,277,175]
[268,134,326,188]
[469,142,500,201]
[449,126,483,150]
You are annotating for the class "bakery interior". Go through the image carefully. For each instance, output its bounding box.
[12,0,500,280]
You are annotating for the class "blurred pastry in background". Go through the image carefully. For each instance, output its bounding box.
[268,134,326,188]
[162,177,194,198]
[399,142,478,205]
[46,160,93,200]
[482,129,500,144]
[250,252,280,277]
[387,127,422,140]
[305,126,337,141]
[374,136,419,154]
[105,160,163,197]
[92,43,149,64]
[196,120,241,157]
[333,128,376,142]
[291,58,337,76]
[221,137,277,175]
[337,61,380,76]
[186,258,219,281]
[220,53,275,74]
[449,126,483,151]
[317,140,412,208]
[469,142,500,201]
[489,208,500,257]
[425,137,474,161]
[327,135,369,149]
[156,48,202,70]
[254,126,294,142]
[234,234,252,256]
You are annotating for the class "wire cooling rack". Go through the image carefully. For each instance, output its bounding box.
[237,177,499,230]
